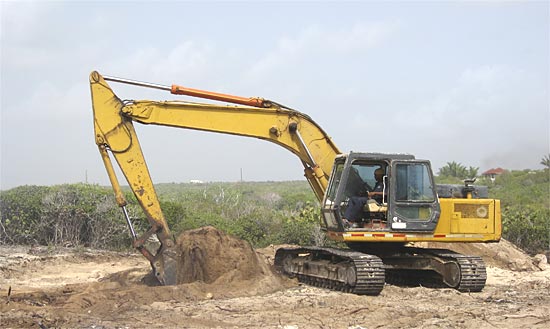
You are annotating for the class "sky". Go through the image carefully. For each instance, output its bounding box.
[1,0,549,189]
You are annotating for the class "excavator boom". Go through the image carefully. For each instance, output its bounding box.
[90,71,340,285]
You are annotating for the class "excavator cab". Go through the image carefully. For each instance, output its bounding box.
[321,152,440,232]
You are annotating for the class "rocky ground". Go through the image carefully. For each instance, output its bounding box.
[1,228,549,329]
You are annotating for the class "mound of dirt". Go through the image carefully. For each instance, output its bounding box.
[418,239,539,271]
[174,226,294,296]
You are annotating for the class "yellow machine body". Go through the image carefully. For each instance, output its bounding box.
[89,71,501,288]
[328,198,501,243]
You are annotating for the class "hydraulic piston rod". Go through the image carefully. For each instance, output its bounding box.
[103,74,269,108]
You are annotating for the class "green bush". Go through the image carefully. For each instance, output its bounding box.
[9,172,547,256]
[502,206,550,254]
[0,184,134,249]
[158,182,320,248]
[272,203,320,246]
[0,185,49,244]
[489,169,550,254]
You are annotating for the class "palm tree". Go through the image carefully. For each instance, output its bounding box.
[438,161,466,178]
[466,166,479,179]
[438,162,479,179]
[541,154,550,168]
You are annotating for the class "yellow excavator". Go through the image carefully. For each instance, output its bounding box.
[89,71,501,295]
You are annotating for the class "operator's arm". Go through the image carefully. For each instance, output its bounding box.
[367,181,387,204]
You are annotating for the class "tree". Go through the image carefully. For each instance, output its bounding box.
[541,154,550,168]
[441,161,464,177]
[465,166,478,179]
[438,162,471,178]
[438,161,479,179]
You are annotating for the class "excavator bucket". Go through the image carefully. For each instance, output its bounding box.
[150,244,179,285]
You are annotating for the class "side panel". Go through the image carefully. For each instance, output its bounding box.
[324,198,501,243]
[437,198,502,236]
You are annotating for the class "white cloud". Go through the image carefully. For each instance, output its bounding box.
[247,21,399,79]
[0,2,51,44]
[104,41,212,81]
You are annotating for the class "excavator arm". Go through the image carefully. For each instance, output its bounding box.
[89,71,340,285]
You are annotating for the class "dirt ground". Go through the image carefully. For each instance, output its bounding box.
[1,227,549,329]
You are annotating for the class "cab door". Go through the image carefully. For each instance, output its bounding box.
[321,159,347,231]
[388,160,440,232]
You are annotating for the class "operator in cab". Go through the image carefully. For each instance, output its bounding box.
[368,168,385,203]
[343,167,386,227]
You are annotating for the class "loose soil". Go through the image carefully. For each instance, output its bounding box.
[1,226,549,329]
